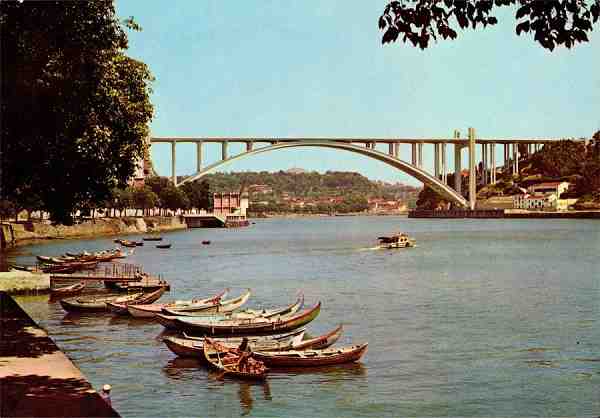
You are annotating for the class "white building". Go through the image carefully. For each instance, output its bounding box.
[513,193,558,210]
[528,182,570,198]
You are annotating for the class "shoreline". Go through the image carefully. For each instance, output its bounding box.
[1,216,187,249]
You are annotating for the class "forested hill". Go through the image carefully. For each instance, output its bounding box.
[193,171,420,200]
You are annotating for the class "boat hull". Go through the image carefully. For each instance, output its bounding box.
[252,343,368,367]
[172,302,321,336]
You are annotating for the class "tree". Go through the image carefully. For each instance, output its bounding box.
[379,0,600,51]
[113,187,134,217]
[416,186,449,210]
[146,176,173,197]
[159,186,189,214]
[0,200,16,221]
[530,140,586,178]
[133,187,157,217]
[181,180,212,211]
[1,1,154,225]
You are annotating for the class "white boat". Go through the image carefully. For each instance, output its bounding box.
[376,232,415,249]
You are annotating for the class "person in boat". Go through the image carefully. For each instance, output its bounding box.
[99,384,112,406]
[237,337,252,372]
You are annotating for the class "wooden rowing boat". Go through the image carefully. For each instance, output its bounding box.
[50,281,86,297]
[156,243,171,249]
[169,302,322,336]
[161,289,251,316]
[60,292,145,313]
[143,236,163,241]
[106,287,168,315]
[166,294,303,318]
[291,325,343,351]
[163,329,306,358]
[203,338,268,380]
[252,343,368,367]
[127,289,228,318]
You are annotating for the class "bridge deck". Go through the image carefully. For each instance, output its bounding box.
[152,137,574,144]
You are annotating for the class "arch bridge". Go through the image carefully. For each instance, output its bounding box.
[150,129,574,210]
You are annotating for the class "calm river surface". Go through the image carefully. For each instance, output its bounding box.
[11,216,600,417]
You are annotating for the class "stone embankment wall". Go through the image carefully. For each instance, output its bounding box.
[1,216,187,248]
[0,270,50,294]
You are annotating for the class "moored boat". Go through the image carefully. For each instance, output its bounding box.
[161,289,251,316]
[50,281,86,297]
[143,236,163,241]
[60,292,145,313]
[127,290,227,318]
[203,338,268,380]
[163,329,306,358]
[291,324,343,351]
[252,343,368,367]
[167,294,303,319]
[169,302,322,336]
[156,243,171,249]
[106,287,168,315]
[127,289,228,318]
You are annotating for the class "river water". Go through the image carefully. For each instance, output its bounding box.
[10,216,600,417]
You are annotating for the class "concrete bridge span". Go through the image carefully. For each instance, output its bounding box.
[176,141,469,208]
[150,129,582,210]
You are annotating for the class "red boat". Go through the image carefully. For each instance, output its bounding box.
[204,338,268,380]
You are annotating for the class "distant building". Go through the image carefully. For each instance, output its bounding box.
[528,181,570,197]
[129,145,152,189]
[513,193,557,210]
[286,167,306,174]
[213,192,249,226]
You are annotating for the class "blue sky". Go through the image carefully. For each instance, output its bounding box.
[116,1,599,185]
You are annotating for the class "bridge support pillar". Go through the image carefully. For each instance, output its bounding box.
[441,142,447,185]
[196,142,203,173]
[512,143,519,175]
[411,143,417,165]
[453,130,462,196]
[468,127,476,210]
[418,143,423,168]
[394,143,400,158]
[388,143,394,156]
[490,143,496,184]
[246,141,253,152]
[222,141,228,160]
[434,144,440,178]
[171,141,177,186]
[503,144,508,168]
[481,143,487,185]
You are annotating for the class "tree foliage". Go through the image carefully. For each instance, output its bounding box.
[530,140,586,178]
[379,0,600,50]
[1,1,154,224]
[416,186,449,210]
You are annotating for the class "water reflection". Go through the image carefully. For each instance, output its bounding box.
[237,380,272,416]
[162,357,204,380]
[268,362,367,379]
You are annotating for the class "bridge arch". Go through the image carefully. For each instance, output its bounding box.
[177,141,468,208]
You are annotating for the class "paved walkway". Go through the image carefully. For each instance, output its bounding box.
[0,291,120,417]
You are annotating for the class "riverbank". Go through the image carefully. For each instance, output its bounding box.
[409,209,600,218]
[1,216,187,249]
[250,211,409,219]
[0,291,120,417]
